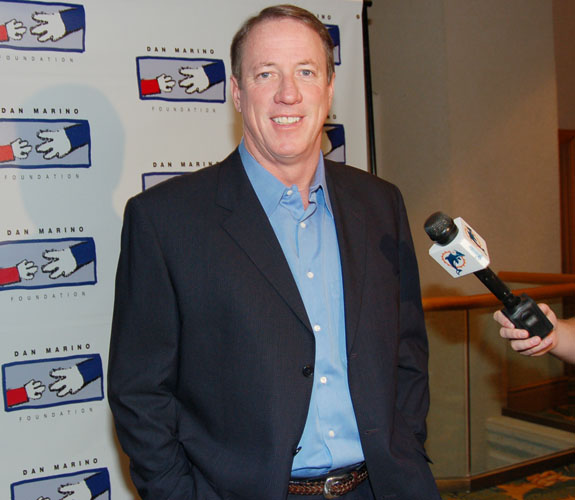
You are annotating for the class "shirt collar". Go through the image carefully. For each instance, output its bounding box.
[239,139,333,217]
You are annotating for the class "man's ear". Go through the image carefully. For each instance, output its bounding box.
[327,72,335,108]
[230,75,241,113]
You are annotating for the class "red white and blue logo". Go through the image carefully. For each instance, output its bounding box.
[0,237,96,290]
[137,56,226,103]
[3,354,104,412]
[0,119,91,169]
[0,1,85,52]
[11,468,110,500]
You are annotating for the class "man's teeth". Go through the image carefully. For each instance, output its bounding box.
[273,116,301,124]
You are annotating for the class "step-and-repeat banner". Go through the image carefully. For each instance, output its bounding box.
[0,0,366,497]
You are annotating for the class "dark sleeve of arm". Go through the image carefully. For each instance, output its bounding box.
[84,470,110,498]
[394,187,431,448]
[203,61,225,86]
[327,25,340,48]
[325,126,345,150]
[60,7,85,34]
[76,356,102,385]
[107,197,196,499]
[64,122,90,152]
[69,239,95,268]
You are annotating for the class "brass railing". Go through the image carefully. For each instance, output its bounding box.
[423,276,575,312]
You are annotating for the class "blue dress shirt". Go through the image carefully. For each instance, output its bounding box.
[239,141,364,478]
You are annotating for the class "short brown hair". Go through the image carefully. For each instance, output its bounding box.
[230,4,335,85]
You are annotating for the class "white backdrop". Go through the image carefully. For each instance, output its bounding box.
[0,0,366,498]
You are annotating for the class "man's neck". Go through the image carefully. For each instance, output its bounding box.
[243,144,321,209]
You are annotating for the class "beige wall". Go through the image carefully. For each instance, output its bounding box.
[369,0,560,294]
[368,0,565,478]
[554,0,575,130]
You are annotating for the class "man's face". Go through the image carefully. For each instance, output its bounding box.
[231,18,334,170]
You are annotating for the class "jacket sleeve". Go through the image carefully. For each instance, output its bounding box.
[107,196,202,499]
[203,61,226,86]
[6,386,28,407]
[76,356,102,386]
[140,78,161,96]
[394,189,430,448]
[0,265,20,286]
[84,470,111,498]
[60,7,85,35]
[0,144,15,163]
[64,122,90,153]
[69,239,95,269]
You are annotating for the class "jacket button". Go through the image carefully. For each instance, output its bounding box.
[302,365,314,377]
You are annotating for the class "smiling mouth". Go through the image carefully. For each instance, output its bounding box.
[272,116,301,125]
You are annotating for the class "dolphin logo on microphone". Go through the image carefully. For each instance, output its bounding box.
[441,250,466,275]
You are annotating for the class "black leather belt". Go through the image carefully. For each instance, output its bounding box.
[288,463,368,498]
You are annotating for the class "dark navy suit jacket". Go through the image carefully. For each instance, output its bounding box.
[108,149,440,500]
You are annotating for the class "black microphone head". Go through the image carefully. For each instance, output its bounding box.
[424,212,458,245]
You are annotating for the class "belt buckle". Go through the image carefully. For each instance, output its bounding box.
[323,473,349,499]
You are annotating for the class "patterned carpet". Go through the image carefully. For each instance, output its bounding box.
[441,463,575,499]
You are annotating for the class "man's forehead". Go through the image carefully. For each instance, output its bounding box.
[242,20,325,65]
[244,17,323,49]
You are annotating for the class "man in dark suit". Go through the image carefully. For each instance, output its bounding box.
[108,4,440,500]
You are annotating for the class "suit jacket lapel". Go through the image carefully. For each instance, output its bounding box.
[325,162,367,353]
[216,150,313,334]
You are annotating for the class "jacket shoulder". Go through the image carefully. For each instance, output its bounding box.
[325,160,402,203]
[128,149,241,210]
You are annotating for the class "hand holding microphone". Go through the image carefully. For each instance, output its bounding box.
[423,212,553,339]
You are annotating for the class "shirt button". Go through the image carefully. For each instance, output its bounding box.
[328,430,335,438]
[300,222,306,229]
[306,271,314,279]
[302,365,314,377]
[320,376,327,384]
[313,325,321,333]
[286,189,293,196]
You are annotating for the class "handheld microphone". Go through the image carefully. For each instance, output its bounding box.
[424,212,553,338]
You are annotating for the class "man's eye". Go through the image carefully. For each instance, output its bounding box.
[301,69,313,77]
[258,72,271,79]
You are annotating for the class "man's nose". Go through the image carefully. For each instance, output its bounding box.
[274,75,302,104]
